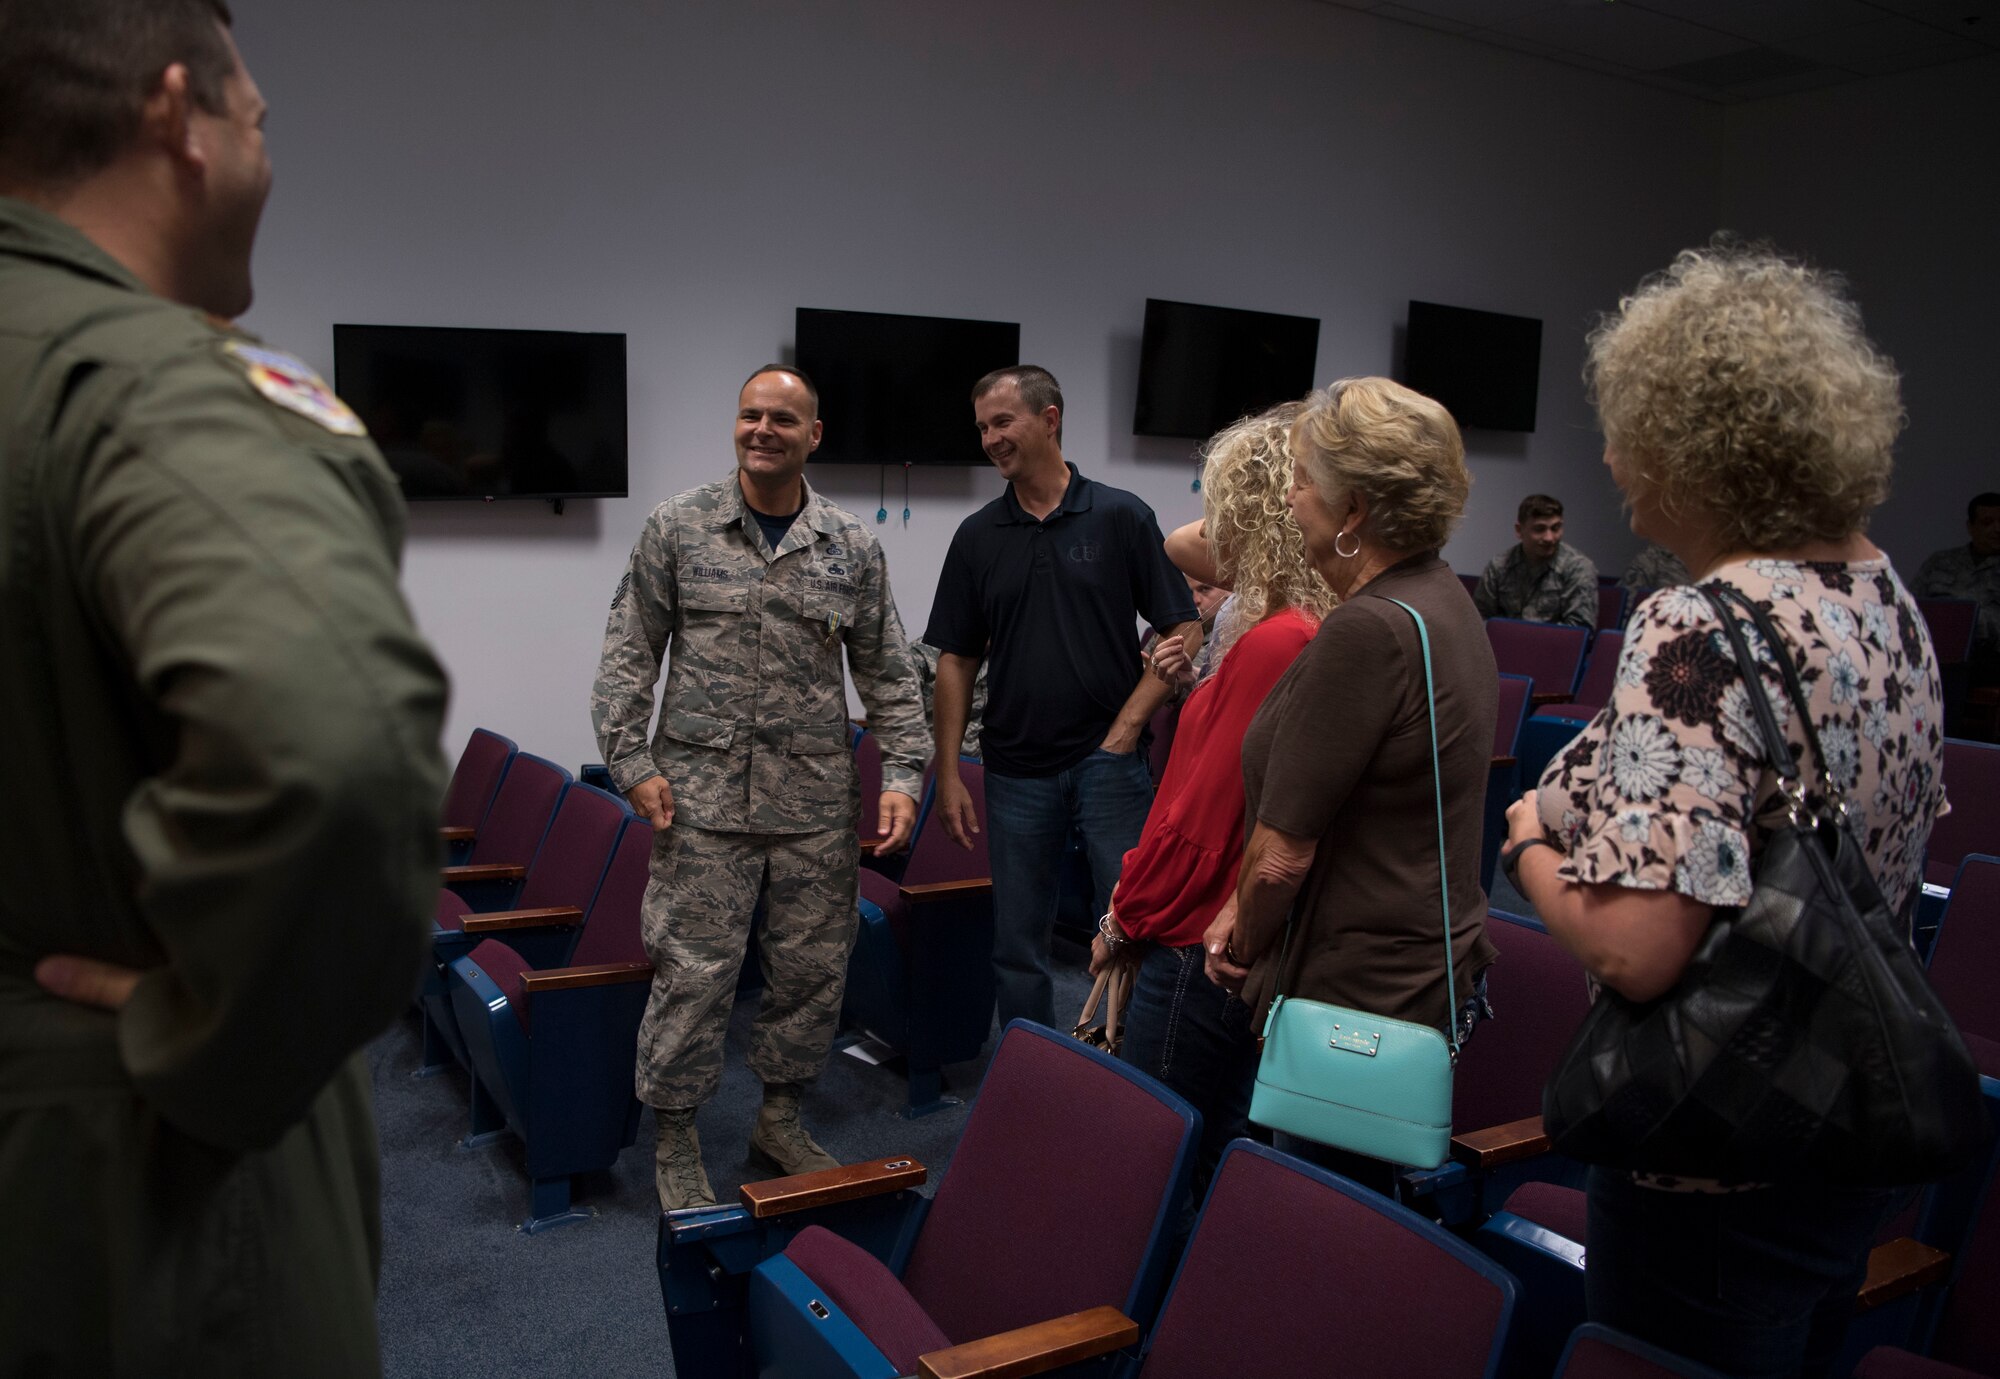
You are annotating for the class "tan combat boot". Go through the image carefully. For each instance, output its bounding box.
[748,1082,841,1177]
[654,1106,716,1211]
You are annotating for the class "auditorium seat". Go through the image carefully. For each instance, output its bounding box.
[1920,600,1979,740]
[444,817,653,1230]
[1125,1139,1516,1379]
[1595,586,1627,635]
[439,727,517,864]
[1516,629,1624,795]
[1401,911,1592,1225]
[440,750,570,911]
[419,775,621,1073]
[1486,618,1590,707]
[655,1020,1198,1379]
[843,761,995,1116]
[1929,855,2000,1079]
[1555,1323,1729,1378]
[1929,740,2000,890]
[1480,673,1534,892]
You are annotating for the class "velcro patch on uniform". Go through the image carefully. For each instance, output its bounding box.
[223,342,367,436]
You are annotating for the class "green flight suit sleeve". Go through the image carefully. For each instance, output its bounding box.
[844,536,928,800]
[65,348,448,1153]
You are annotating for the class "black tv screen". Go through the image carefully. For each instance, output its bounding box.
[332,324,628,500]
[795,308,1020,465]
[1132,298,1320,439]
[1402,301,1542,432]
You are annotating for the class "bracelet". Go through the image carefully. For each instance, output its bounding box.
[1223,936,1246,967]
[1500,836,1556,889]
[1097,912,1128,947]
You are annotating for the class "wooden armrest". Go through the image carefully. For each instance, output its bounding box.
[738,1157,927,1219]
[1451,1115,1551,1169]
[1529,691,1570,707]
[519,961,653,996]
[900,877,994,904]
[440,825,475,843]
[441,863,527,883]
[1490,755,1517,769]
[461,905,584,934]
[1856,1237,1951,1313]
[917,1306,1139,1379]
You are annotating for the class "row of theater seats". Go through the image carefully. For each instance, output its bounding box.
[653,1015,2000,1379]
[418,726,1003,1229]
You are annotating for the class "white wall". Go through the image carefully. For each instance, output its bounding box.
[233,0,1728,772]
[1718,54,1999,570]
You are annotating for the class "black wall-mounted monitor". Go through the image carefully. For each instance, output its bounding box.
[795,307,1021,466]
[332,324,628,500]
[1402,301,1542,433]
[1133,298,1320,440]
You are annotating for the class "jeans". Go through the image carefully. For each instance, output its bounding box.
[1585,1168,1905,1379]
[984,748,1153,1029]
[1119,943,1262,1195]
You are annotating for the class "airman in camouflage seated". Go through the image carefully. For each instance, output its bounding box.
[1472,492,1599,627]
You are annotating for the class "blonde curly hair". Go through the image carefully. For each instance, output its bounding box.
[1293,377,1469,553]
[1586,241,1903,550]
[1200,402,1336,663]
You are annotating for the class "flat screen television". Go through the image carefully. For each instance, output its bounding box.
[1132,298,1320,439]
[1402,301,1542,433]
[332,324,628,500]
[795,307,1020,465]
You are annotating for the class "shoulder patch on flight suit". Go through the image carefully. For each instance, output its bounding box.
[222,342,368,437]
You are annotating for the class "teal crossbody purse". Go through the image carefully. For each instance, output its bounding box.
[1247,595,1460,1169]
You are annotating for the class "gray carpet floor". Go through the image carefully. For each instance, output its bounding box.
[373,942,1097,1379]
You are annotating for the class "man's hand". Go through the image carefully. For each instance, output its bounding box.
[934,770,979,850]
[627,775,675,832]
[36,955,142,1012]
[1148,636,1196,693]
[1202,896,1249,994]
[869,790,918,856]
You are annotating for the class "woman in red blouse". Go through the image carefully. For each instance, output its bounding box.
[1090,402,1334,1186]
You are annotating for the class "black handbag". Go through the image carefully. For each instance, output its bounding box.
[1542,582,1988,1186]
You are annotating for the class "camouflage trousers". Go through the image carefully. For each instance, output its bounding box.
[634,824,860,1108]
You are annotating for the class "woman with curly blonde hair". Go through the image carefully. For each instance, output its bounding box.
[1090,402,1332,1192]
[1503,242,1945,1379]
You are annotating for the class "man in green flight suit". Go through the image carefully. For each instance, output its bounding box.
[592,364,930,1211]
[0,2,449,1374]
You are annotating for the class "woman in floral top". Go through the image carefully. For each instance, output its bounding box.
[1502,243,1946,1379]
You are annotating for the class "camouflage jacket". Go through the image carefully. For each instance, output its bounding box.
[1620,543,1692,594]
[593,474,927,833]
[1914,543,2000,651]
[1473,540,1598,627]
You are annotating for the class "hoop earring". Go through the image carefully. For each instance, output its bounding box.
[1334,530,1361,559]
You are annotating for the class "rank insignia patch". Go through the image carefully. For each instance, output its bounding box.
[223,342,368,436]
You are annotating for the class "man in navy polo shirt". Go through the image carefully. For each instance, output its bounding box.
[926,365,1199,1029]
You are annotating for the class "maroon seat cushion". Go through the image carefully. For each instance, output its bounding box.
[1141,1148,1510,1379]
[569,823,653,968]
[784,1225,949,1375]
[900,1025,1186,1344]
[1452,915,1591,1134]
[1560,1331,1717,1378]
[466,939,534,1031]
[1503,1181,1589,1245]
[436,889,471,931]
[1853,1347,1990,1379]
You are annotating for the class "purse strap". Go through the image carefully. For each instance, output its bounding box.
[1698,581,1839,824]
[1262,595,1459,1058]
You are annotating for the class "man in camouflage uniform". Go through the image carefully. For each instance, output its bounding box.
[0,2,447,1371]
[1620,542,1692,597]
[592,365,928,1210]
[908,640,987,760]
[1916,491,2000,680]
[1473,493,1599,627]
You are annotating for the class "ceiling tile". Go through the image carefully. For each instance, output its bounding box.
[1499,2,1754,68]
[1370,3,1477,35]
[1834,32,1993,68]
[1461,23,1569,55]
[1778,12,1970,60]
[1628,0,1879,43]
[1387,0,1560,30]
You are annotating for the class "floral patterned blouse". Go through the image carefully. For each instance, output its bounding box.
[1536,556,1947,923]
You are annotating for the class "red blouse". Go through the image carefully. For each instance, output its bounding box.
[1115,608,1319,947]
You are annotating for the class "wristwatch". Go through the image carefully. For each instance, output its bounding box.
[1500,836,1556,890]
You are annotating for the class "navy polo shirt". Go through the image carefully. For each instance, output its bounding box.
[925,464,1197,776]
